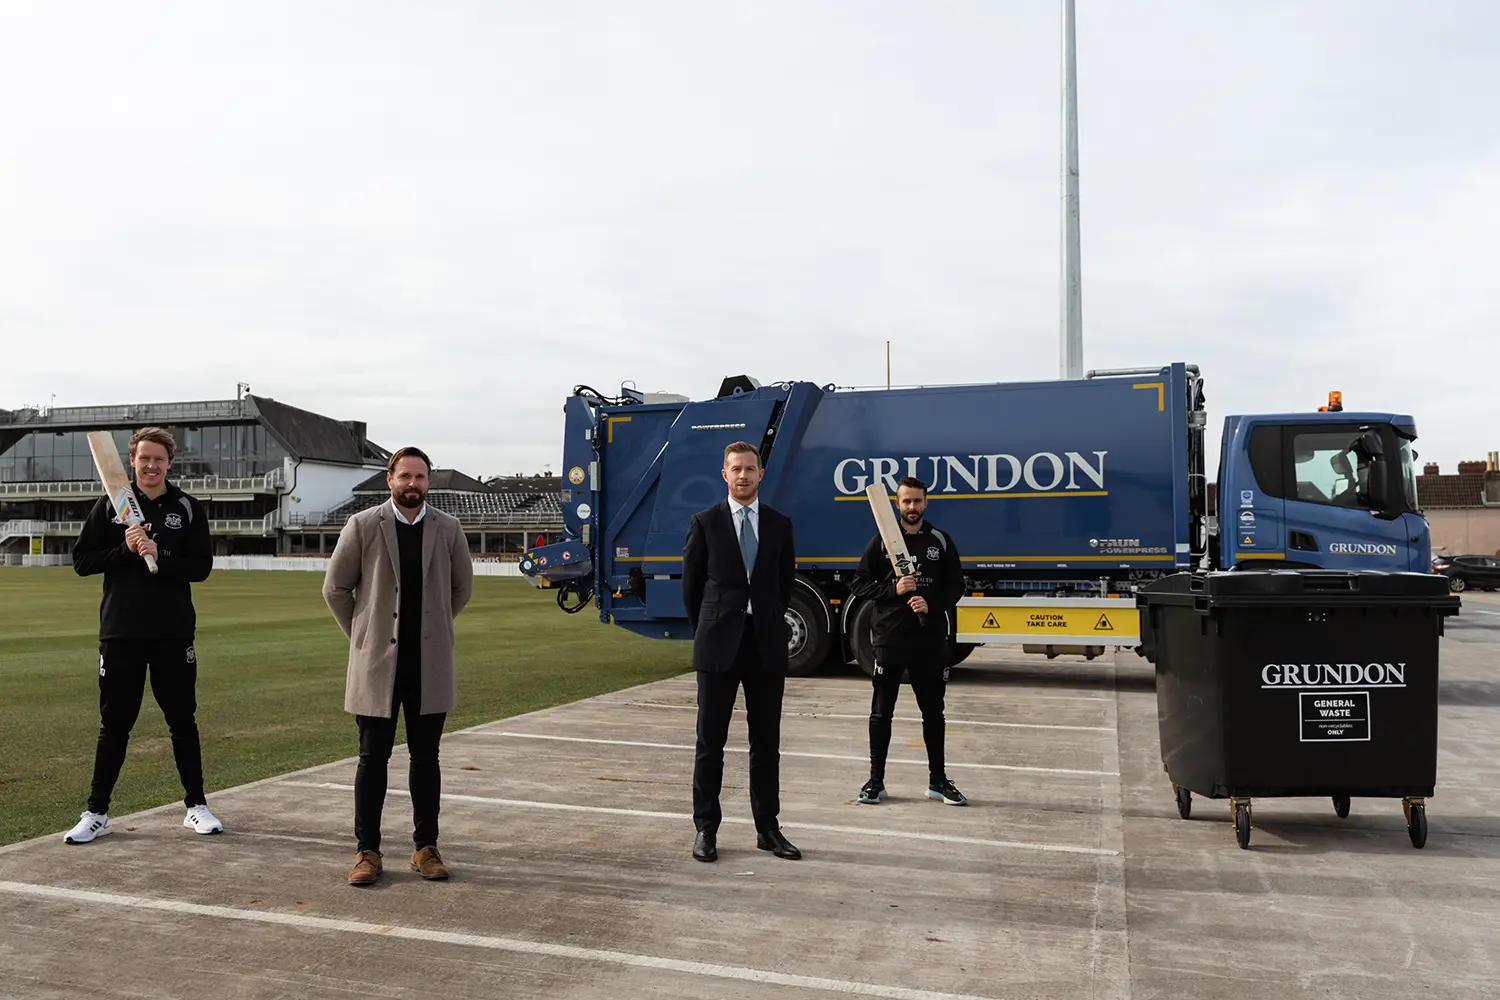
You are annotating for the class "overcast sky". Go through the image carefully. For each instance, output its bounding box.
[2,1,1496,478]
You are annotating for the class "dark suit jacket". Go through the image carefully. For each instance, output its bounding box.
[682,499,796,675]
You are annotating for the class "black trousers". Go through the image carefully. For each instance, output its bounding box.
[88,639,207,815]
[869,657,948,785]
[693,618,785,835]
[354,662,446,854]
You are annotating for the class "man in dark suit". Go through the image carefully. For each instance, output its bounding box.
[682,441,801,862]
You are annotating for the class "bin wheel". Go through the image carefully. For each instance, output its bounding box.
[1333,796,1350,819]
[1406,802,1427,849]
[1175,784,1192,820]
[1233,801,1251,849]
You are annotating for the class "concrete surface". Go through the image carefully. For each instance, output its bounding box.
[2,594,1498,999]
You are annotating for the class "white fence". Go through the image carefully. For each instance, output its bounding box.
[3,554,523,576]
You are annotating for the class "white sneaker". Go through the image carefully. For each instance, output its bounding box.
[64,811,112,845]
[183,804,224,835]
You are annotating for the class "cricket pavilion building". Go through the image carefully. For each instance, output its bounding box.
[0,394,561,565]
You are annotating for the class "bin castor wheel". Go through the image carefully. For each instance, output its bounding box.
[1333,796,1350,819]
[1232,800,1251,849]
[1405,800,1427,849]
[1174,784,1191,819]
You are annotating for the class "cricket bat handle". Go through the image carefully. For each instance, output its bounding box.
[143,552,158,574]
[899,574,927,627]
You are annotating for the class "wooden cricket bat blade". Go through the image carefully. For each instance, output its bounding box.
[863,483,925,626]
[86,431,157,573]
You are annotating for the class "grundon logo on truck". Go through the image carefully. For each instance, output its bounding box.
[833,452,1108,496]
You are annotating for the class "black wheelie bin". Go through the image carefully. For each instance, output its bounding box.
[1136,570,1460,849]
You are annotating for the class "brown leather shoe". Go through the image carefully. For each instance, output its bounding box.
[347,850,383,885]
[411,845,450,880]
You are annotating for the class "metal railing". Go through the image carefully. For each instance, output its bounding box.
[0,519,49,544]
[1,515,279,538]
[2,400,251,427]
[211,512,282,536]
[283,512,564,529]
[0,469,284,499]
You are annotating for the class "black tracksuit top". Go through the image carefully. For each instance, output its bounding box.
[72,482,213,641]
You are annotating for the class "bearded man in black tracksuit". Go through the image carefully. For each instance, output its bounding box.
[65,426,221,845]
[848,476,969,806]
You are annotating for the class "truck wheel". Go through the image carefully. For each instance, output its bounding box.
[785,586,831,677]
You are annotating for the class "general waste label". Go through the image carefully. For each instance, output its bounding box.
[956,605,1138,641]
[1300,692,1371,742]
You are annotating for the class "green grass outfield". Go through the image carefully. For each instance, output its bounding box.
[0,567,690,846]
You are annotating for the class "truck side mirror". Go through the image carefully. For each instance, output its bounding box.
[1359,430,1384,458]
[1369,460,1396,519]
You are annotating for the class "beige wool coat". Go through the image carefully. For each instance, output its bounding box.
[322,500,475,717]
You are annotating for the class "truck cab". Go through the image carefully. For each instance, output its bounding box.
[1217,406,1427,572]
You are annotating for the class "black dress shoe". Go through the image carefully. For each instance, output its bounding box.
[693,830,717,862]
[755,828,802,860]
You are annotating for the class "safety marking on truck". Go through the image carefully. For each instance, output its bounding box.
[606,415,631,442]
[1132,381,1165,411]
[957,606,1139,642]
[834,490,1108,501]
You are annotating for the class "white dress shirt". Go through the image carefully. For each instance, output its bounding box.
[729,496,760,613]
[392,500,428,525]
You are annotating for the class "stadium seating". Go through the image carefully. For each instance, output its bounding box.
[320,490,561,527]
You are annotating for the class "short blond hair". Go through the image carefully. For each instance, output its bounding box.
[722,441,761,467]
[128,426,176,461]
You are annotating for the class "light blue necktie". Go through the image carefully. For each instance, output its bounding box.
[738,506,757,578]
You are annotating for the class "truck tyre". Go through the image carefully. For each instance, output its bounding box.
[849,601,879,677]
[851,603,964,678]
[949,641,978,667]
[786,585,831,676]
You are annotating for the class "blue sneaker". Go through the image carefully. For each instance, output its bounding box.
[927,779,969,806]
[858,778,887,804]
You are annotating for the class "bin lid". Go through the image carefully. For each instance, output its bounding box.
[1137,569,1462,611]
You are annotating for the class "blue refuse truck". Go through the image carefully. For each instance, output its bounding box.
[519,363,1430,675]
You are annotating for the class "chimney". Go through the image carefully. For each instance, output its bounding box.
[1457,460,1486,476]
[341,420,368,452]
[1422,462,1440,477]
[1489,451,1498,472]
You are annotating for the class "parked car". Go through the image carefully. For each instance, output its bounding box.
[1432,554,1500,592]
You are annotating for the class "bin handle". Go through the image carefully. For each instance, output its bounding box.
[1300,574,1358,592]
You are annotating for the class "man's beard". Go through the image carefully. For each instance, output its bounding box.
[394,488,425,508]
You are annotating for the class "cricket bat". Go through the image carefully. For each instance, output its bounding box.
[86,431,157,573]
[864,483,924,627]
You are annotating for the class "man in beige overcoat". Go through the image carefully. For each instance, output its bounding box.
[322,445,474,886]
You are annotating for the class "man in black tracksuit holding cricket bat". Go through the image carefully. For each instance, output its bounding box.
[849,476,969,806]
[65,426,222,845]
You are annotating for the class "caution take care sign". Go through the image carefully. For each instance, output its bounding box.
[954,599,1139,645]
